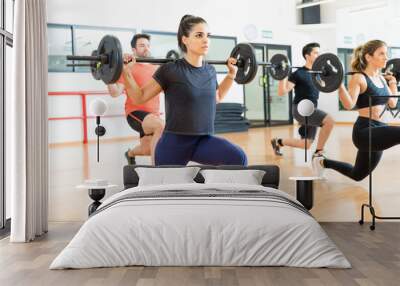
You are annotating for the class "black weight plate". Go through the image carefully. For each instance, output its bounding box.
[97,35,124,84]
[166,49,180,61]
[270,53,290,80]
[384,58,400,82]
[311,53,344,93]
[230,43,258,84]
[90,50,101,80]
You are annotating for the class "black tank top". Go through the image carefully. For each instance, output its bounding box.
[355,72,389,109]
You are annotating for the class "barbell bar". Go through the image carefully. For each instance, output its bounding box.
[65,34,400,91]
[65,35,296,85]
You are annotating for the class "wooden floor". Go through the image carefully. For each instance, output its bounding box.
[48,124,400,222]
[1,222,400,286]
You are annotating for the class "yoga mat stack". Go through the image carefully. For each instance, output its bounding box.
[215,103,249,133]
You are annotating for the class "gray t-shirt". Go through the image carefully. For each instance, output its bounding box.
[153,58,218,135]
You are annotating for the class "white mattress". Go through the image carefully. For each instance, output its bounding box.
[50,183,350,269]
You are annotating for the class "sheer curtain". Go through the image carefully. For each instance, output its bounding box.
[8,0,48,242]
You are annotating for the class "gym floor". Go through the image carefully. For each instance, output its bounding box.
[48,124,400,222]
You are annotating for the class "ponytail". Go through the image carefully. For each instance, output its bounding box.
[351,40,387,72]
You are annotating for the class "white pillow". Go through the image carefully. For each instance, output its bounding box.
[135,167,200,186]
[200,169,266,185]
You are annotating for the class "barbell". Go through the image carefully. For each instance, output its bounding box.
[65,35,300,85]
[310,53,400,93]
[67,35,177,84]
[65,34,400,92]
[268,52,400,92]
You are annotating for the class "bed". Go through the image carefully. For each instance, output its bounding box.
[50,165,350,269]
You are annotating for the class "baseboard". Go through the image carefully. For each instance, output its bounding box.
[49,136,140,148]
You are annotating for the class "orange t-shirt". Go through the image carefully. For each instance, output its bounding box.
[117,63,160,115]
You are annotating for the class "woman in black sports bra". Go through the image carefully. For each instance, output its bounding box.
[313,40,399,180]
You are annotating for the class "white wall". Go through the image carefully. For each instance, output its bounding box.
[48,73,139,143]
[47,0,400,144]
[294,0,400,123]
[47,0,315,143]
[333,0,400,122]
[48,73,245,143]
[46,0,312,83]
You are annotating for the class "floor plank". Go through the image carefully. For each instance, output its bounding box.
[1,222,399,286]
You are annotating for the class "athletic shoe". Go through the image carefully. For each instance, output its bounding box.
[312,155,326,178]
[270,138,283,156]
[312,150,326,159]
[125,149,136,165]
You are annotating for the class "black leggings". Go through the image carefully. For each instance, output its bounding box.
[324,117,400,181]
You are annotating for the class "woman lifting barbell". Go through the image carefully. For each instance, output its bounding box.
[122,15,247,166]
[314,40,399,180]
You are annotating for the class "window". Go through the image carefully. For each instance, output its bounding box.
[48,26,238,74]
[73,26,135,72]
[0,38,4,232]
[388,47,400,59]
[338,48,353,110]
[47,24,135,72]
[1,0,14,234]
[143,31,179,59]
[4,43,11,222]
[204,36,236,73]
[48,24,73,72]
[388,47,400,107]
[5,0,13,33]
[145,30,237,73]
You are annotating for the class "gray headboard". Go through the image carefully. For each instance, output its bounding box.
[123,165,280,189]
